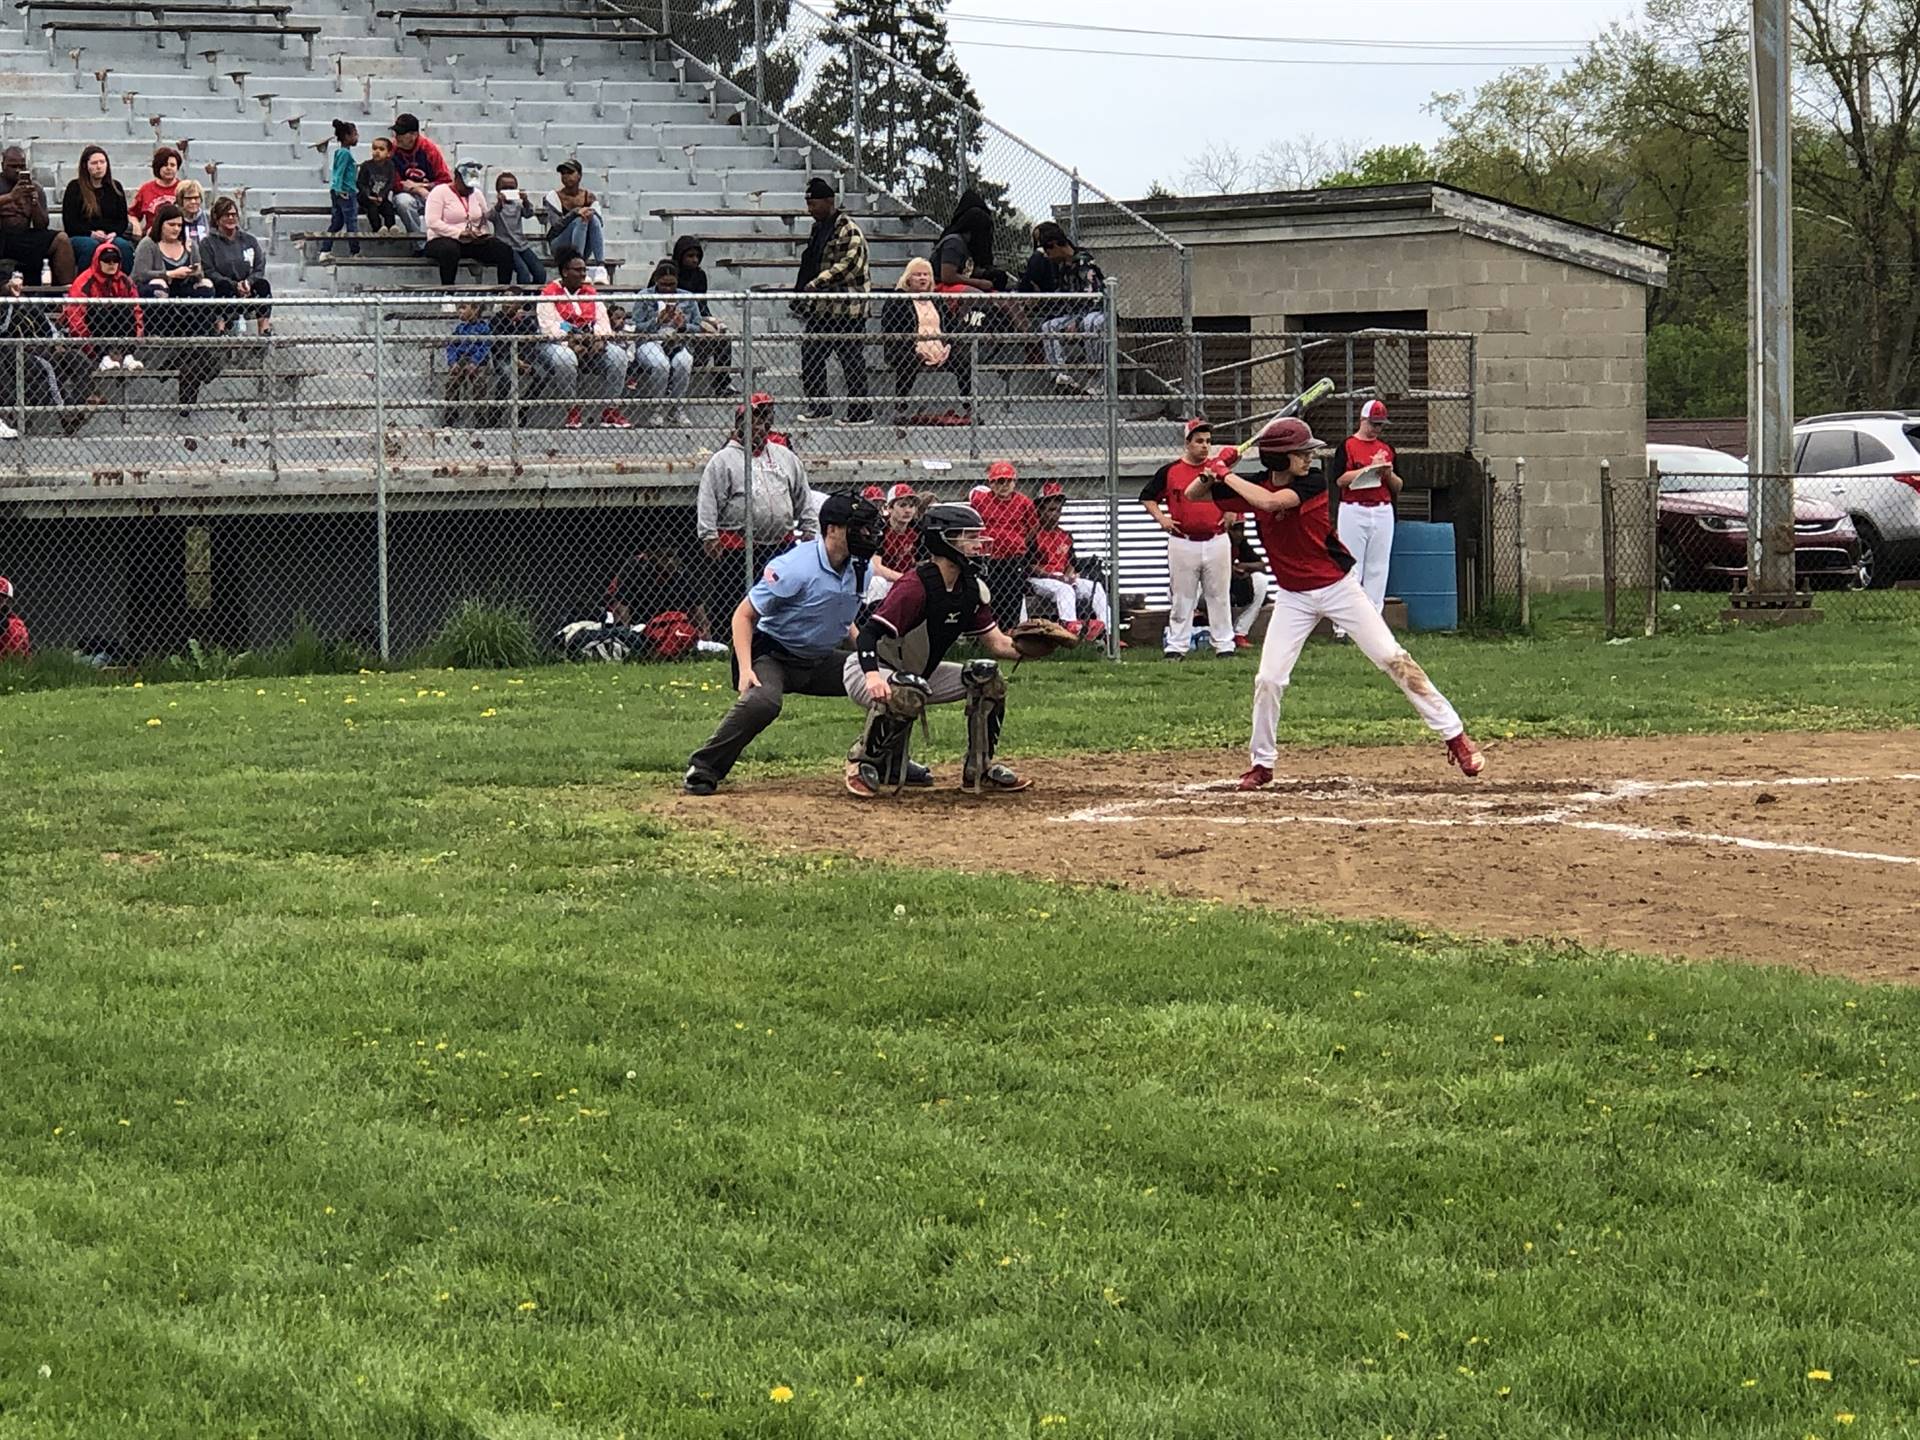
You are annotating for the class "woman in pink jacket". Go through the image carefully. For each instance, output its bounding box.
[422,162,514,286]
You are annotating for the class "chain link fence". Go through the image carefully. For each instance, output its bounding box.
[1599,458,1658,637]
[1481,464,1528,631]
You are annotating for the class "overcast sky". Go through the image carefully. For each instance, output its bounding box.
[944,0,1645,202]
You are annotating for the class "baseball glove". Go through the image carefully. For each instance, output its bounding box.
[1007,618,1081,660]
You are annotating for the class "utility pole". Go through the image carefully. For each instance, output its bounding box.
[1734,0,1818,621]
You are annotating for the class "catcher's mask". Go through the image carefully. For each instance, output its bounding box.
[920,502,985,566]
[820,492,884,561]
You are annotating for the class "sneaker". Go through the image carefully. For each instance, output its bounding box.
[121,356,143,371]
[672,406,693,427]
[1447,733,1486,778]
[1052,371,1091,396]
[1062,620,1083,638]
[682,769,717,796]
[97,355,120,372]
[1237,765,1273,791]
[0,418,17,440]
[588,265,610,284]
[1083,619,1106,644]
[844,761,880,798]
[1162,650,1185,662]
[801,407,832,421]
[1214,646,1238,658]
[600,408,632,429]
[1234,633,1251,650]
[318,252,336,265]
[843,407,874,426]
[903,760,933,788]
[564,407,584,430]
[963,761,1031,795]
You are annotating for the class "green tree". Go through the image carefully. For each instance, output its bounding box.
[1322,143,1434,189]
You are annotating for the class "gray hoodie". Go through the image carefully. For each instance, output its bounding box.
[696,438,817,544]
[492,193,537,255]
[201,227,266,284]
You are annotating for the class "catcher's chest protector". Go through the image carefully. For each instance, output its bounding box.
[879,563,989,677]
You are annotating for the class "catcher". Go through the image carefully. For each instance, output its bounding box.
[841,501,1076,797]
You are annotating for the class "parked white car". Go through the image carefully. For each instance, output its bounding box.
[1776,414,1920,588]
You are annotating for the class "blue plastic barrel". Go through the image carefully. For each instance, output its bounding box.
[1386,521,1459,631]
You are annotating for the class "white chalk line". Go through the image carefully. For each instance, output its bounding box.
[1052,773,1920,868]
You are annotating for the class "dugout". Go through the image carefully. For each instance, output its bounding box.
[1081,182,1670,590]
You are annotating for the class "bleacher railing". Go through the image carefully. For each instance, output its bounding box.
[613,0,1192,330]
[0,291,1478,670]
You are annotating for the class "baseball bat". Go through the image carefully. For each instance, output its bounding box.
[1237,377,1336,451]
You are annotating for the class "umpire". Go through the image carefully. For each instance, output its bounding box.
[684,492,890,795]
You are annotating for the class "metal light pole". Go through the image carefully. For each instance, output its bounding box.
[1739,0,1814,618]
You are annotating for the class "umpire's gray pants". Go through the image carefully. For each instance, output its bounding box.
[685,648,847,783]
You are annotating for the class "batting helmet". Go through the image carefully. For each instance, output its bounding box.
[1254,416,1324,457]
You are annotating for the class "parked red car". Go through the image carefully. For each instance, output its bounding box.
[1650,445,1861,589]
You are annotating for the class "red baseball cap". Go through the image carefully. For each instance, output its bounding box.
[885,482,917,502]
[1038,481,1066,499]
[0,576,12,598]
[1183,417,1213,439]
[986,460,1018,482]
[1361,399,1389,424]
[861,485,885,501]
[734,390,775,417]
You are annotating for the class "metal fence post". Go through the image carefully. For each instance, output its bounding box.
[849,47,862,185]
[1645,461,1660,637]
[1069,167,1081,243]
[372,307,391,661]
[1513,455,1530,631]
[507,331,522,467]
[966,330,979,460]
[752,0,765,110]
[1343,335,1355,439]
[13,336,25,478]
[739,292,755,596]
[262,326,281,483]
[954,105,967,196]
[1465,334,1478,449]
[1177,245,1195,405]
[1599,457,1616,635]
[1102,277,1121,660]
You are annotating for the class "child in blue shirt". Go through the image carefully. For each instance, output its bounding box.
[320,119,361,258]
[444,300,495,424]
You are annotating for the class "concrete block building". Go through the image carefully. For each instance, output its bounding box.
[1083,183,1670,588]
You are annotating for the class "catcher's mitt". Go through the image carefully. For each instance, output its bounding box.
[1007,618,1080,660]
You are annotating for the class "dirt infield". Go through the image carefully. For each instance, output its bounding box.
[664,730,1920,984]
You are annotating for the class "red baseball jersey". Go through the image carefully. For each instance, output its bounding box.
[1337,433,1397,508]
[1210,469,1354,592]
[880,524,919,573]
[1031,526,1074,576]
[1139,461,1227,540]
[973,488,1038,560]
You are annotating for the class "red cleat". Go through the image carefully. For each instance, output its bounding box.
[1062,619,1083,638]
[1234,632,1251,649]
[1083,619,1106,644]
[1447,733,1486,777]
[564,407,584,430]
[1237,765,1272,791]
[601,408,633,429]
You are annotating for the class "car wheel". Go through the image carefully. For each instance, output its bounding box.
[1851,516,1889,589]
[1657,538,1696,591]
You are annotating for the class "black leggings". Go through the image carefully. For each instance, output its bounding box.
[422,236,514,286]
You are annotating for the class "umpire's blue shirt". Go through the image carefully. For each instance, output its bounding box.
[749,538,860,660]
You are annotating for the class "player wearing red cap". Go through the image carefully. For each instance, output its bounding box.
[1139,418,1237,659]
[0,576,28,661]
[864,481,924,606]
[1027,481,1108,641]
[973,460,1038,630]
[1186,417,1484,788]
[1334,398,1400,628]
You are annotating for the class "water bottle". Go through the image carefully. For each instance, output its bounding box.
[40,259,51,285]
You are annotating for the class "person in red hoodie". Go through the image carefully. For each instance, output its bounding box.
[64,242,143,372]
[973,459,1037,630]
[0,576,28,661]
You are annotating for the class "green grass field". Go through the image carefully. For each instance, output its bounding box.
[5,607,1920,1437]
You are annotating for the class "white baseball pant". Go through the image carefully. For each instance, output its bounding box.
[1232,570,1270,640]
[1164,534,1235,655]
[1336,502,1395,613]
[865,571,894,606]
[1250,573,1464,770]
[1028,575,1109,626]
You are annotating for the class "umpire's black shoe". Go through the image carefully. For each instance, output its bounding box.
[683,768,718,796]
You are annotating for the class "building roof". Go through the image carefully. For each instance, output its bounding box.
[1082,181,1670,289]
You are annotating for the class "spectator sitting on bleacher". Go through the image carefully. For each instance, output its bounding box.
[177,180,210,246]
[491,173,545,287]
[536,246,632,431]
[794,176,872,425]
[0,148,77,287]
[389,113,451,246]
[1018,221,1106,397]
[359,134,398,235]
[134,202,222,411]
[542,161,605,278]
[629,258,695,428]
[935,187,1009,292]
[63,242,142,373]
[320,119,362,260]
[2,264,91,434]
[0,576,27,660]
[882,256,970,427]
[130,148,183,234]
[443,298,494,424]
[203,196,273,337]
[673,236,734,397]
[61,145,138,273]
[424,162,514,287]
[489,295,540,402]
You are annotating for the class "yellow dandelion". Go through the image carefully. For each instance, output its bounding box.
[1836,1414,1856,1426]
[435,1292,451,1304]
[517,1300,538,1313]
[1742,1379,1757,1388]
[479,708,497,718]
[1039,1417,1067,1429]
[146,718,162,727]
[769,1384,794,1403]
[1493,1034,1505,1044]
[1497,1386,1512,1398]
[1807,1369,1832,1382]
[1395,1330,1410,1341]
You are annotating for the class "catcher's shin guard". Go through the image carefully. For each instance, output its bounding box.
[850,671,931,794]
[961,659,1007,794]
